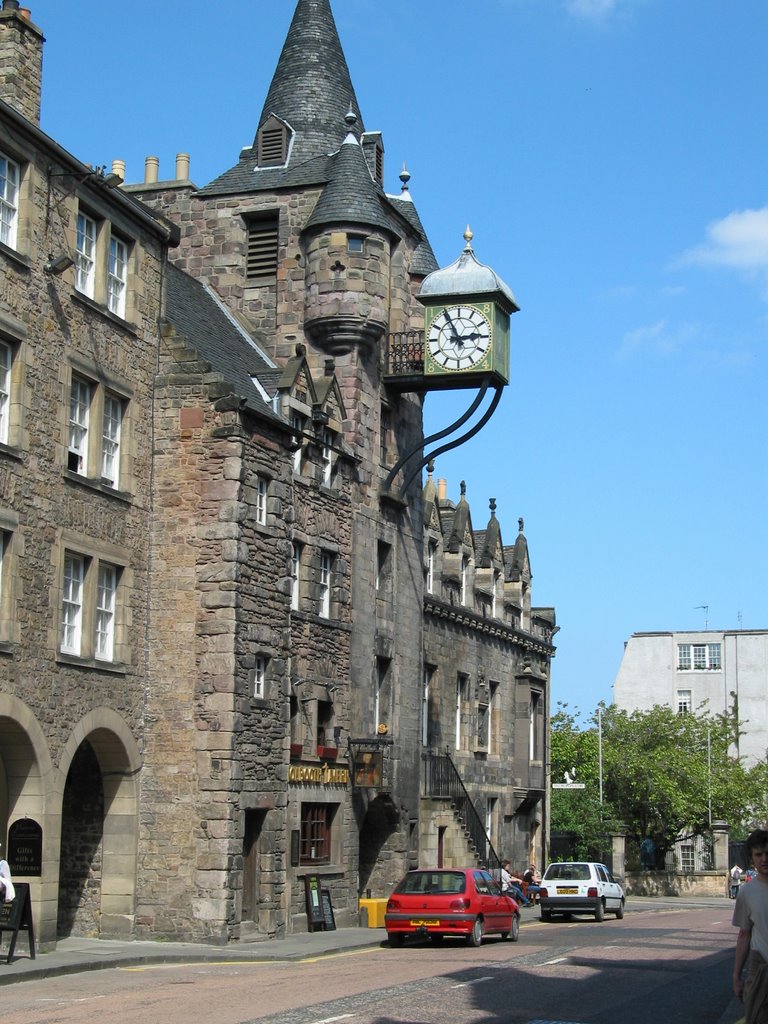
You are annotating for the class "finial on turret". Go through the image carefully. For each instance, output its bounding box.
[427,459,435,477]
[463,225,474,250]
[518,517,525,533]
[460,480,467,497]
[400,163,411,193]
[489,498,497,516]
[343,103,359,143]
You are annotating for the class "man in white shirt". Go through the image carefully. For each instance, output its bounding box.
[733,829,768,1024]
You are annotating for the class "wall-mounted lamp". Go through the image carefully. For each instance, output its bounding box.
[100,171,123,189]
[45,253,74,275]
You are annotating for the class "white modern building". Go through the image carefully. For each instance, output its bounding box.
[613,630,768,767]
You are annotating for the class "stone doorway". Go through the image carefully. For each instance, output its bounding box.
[242,808,267,929]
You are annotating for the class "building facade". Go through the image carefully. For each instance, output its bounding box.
[0,0,556,946]
[613,630,768,767]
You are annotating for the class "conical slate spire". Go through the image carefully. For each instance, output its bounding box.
[257,0,364,165]
[305,126,394,235]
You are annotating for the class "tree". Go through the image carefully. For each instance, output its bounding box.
[551,701,760,867]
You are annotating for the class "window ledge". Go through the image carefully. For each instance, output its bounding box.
[0,442,23,462]
[290,611,351,632]
[56,653,129,674]
[62,469,133,504]
[71,290,138,335]
[0,241,30,271]
[249,697,270,711]
[297,865,344,876]
[0,640,14,656]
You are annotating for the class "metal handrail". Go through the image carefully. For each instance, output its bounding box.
[422,750,502,874]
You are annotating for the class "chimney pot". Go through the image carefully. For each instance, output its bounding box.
[111,159,126,182]
[175,152,190,181]
[438,478,447,500]
[144,156,159,185]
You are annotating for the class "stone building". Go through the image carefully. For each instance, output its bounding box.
[421,472,556,876]
[0,0,556,947]
[0,0,178,944]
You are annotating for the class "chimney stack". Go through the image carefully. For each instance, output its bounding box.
[438,478,447,501]
[0,1,44,125]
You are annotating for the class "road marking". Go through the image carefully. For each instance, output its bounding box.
[539,956,568,965]
[451,975,494,988]
[309,1016,355,1024]
[121,947,379,972]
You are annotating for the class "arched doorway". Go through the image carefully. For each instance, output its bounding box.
[358,795,401,897]
[57,740,104,937]
[57,717,141,939]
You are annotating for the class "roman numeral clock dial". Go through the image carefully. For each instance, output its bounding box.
[427,305,491,371]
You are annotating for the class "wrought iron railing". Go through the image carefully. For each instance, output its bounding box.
[385,330,424,376]
[422,750,502,874]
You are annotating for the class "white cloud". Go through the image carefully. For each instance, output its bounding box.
[617,319,698,359]
[681,206,768,271]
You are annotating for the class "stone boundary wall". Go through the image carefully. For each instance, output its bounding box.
[624,870,730,898]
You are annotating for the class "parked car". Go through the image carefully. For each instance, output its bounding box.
[385,867,521,947]
[539,861,625,922]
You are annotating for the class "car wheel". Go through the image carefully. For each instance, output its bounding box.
[540,907,552,922]
[615,900,625,920]
[466,916,484,947]
[430,934,444,945]
[594,900,605,922]
[388,932,405,947]
[502,914,520,942]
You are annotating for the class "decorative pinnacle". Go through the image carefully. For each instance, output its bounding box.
[427,459,435,476]
[463,225,474,249]
[518,517,525,533]
[460,480,467,497]
[489,498,497,516]
[400,163,411,193]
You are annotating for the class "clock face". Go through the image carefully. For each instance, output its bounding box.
[427,305,491,371]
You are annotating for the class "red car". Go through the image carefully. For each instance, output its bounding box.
[385,867,521,947]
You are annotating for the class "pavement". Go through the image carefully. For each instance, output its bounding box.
[0,897,746,1024]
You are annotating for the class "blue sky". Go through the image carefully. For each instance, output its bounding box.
[27,0,767,715]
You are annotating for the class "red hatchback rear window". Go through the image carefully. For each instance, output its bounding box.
[395,871,466,895]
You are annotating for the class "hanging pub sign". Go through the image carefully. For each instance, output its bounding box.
[8,818,42,876]
[353,750,383,788]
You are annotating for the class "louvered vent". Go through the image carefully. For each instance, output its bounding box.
[374,145,383,185]
[260,127,286,166]
[258,116,289,166]
[247,216,279,281]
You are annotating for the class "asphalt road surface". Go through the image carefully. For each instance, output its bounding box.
[2,903,737,1024]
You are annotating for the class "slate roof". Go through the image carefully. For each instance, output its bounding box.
[197,0,438,276]
[305,133,397,235]
[164,263,284,424]
[256,0,363,165]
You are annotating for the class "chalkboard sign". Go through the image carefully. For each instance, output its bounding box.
[304,874,325,932]
[320,888,336,932]
[0,882,36,963]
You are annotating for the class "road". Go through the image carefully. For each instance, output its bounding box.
[2,903,738,1024]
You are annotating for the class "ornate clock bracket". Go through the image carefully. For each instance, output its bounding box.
[382,380,504,498]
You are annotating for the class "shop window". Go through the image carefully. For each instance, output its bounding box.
[300,803,336,865]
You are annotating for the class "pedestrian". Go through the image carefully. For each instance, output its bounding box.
[0,841,15,903]
[499,859,529,906]
[523,863,544,903]
[732,828,768,1024]
[732,864,744,899]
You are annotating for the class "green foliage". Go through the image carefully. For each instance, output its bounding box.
[551,700,764,865]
